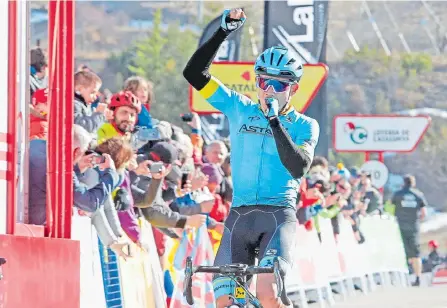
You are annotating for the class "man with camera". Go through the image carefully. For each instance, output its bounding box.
[133,141,213,230]
[28,125,120,225]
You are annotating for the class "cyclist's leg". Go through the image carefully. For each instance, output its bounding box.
[257,206,297,308]
[213,207,258,308]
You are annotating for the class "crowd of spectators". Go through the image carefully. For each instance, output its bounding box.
[28,48,230,265]
[298,158,383,245]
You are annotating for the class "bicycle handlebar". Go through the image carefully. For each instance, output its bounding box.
[183,257,291,306]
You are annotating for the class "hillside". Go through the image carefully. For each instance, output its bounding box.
[327,49,447,210]
[327,1,447,58]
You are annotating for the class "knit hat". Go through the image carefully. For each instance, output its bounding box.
[201,163,223,185]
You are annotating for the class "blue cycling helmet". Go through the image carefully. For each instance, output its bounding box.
[254,46,303,82]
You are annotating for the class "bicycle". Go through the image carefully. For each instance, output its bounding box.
[183,256,291,308]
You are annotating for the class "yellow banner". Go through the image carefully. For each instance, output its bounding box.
[190,62,328,114]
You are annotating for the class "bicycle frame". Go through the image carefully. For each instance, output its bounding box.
[218,269,261,308]
[183,257,291,308]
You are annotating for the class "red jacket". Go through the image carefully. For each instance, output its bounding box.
[209,194,229,223]
[29,114,48,140]
[299,180,319,231]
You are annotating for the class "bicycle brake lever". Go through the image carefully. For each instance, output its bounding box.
[273,260,283,297]
[273,259,291,306]
[279,273,291,307]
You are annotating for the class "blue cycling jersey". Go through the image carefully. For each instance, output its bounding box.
[199,77,319,208]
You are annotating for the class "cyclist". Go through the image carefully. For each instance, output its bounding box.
[183,8,319,308]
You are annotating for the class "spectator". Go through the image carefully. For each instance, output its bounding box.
[156,121,174,142]
[311,156,329,170]
[336,162,351,180]
[349,167,361,190]
[335,177,352,201]
[129,158,165,209]
[136,120,174,155]
[94,137,142,244]
[297,157,331,230]
[341,202,365,244]
[78,154,133,259]
[222,137,231,154]
[73,126,120,213]
[360,172,382,214]
[132,141,177,259]
[352,190,367,216]
[29,88,49,140]
[77,64,91,72]
[201,163,228,223]
[308,156,330,181]
[136,142,213,231]
[181,112,205,166]
[392,174,428,286]
[74,70,112,134]
[204,140,227,166]
[30,47,47,96]
[297,173,329,230]
[28,138,48,225]
[124,76,154,129]
[97,91,141,144]
[30,47,48,121]
[327,177,351,242]
[76,64,107,111]
[28,125,119,225]
[423,240,444,272]
[220,155,233,204]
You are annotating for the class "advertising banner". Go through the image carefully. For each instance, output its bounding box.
[333,115,431,152]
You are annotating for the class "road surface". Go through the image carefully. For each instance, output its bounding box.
[332,286,447,308]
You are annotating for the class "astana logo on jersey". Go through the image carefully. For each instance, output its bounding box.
[239,124,273,136]
[344,122,368,144]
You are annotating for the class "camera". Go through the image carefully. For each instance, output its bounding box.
[180,113,193,122]
[150,162,164,174]
[135,127,161,141]
[92,154,105,166]
[85,150,105,166]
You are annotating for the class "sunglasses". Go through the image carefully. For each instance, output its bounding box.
[255,76,294,93]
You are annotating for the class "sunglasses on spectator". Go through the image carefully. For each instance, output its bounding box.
[255,76,294,93]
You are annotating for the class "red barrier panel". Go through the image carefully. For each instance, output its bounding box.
[0,234,80,308]
[432,268,447,285]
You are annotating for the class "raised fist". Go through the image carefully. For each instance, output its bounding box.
[221,8,246,33]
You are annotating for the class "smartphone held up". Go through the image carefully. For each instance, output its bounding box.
[181,172,189,188]
[92,155,106,166]
[180,113,193,122]
[85,150,105,166]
